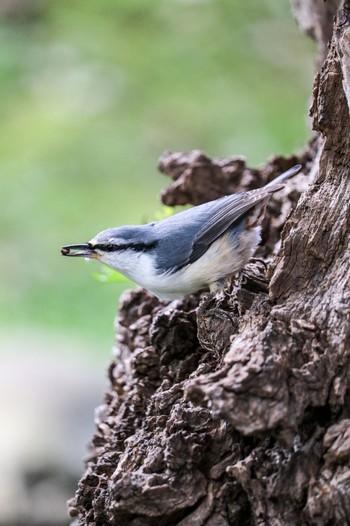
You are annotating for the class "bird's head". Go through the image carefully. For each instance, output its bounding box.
[61,225,158,275]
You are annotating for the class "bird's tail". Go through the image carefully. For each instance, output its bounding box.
[264,164,302,189]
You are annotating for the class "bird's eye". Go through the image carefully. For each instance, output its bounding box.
[91,243,116,252]
[103,244,117,252]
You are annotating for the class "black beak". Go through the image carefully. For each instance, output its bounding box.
[61,243,96,258]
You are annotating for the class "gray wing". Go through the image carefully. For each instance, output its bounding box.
[154,164,301,273]
[187,184,282,265]
[155,183,283,274]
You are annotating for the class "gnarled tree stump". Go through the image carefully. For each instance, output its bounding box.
[69,1,350,524]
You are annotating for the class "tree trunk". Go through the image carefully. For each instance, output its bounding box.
[69,1,350,525]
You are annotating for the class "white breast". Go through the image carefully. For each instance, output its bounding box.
[135,227,261,300]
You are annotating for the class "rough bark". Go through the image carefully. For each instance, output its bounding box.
[69,2,350,525]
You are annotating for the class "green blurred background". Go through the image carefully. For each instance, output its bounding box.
[0,0,314,524]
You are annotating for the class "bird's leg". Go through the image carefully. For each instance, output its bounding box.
[197,282,237,361]
[206,279,236,328]
[209,279,226,302]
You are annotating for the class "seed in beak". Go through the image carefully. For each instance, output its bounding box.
[60,244,95,257]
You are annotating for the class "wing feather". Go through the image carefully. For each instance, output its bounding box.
[187,184,283,265]
[157,162,302,274]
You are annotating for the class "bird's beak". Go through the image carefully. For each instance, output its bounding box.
[61,243,96,258]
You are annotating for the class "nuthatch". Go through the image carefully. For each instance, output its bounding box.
[61,164,301,300]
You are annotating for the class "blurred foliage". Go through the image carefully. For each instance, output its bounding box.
[92,267,132,284]
[0,0,315,354]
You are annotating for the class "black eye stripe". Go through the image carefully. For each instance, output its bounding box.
[94,243,118,252]
[93,241,158,252]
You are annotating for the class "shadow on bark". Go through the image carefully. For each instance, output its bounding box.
[69,1,350,524]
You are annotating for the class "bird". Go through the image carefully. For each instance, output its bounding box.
[61,164,301,300]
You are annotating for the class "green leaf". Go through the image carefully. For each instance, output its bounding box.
[152,205,175,221]
[92,266,133,284]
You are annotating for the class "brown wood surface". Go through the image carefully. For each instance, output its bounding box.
[69,2,350,524]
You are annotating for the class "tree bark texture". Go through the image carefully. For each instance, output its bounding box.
[69,1,350,525]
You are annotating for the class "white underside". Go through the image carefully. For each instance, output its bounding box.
[99,227,261,300]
